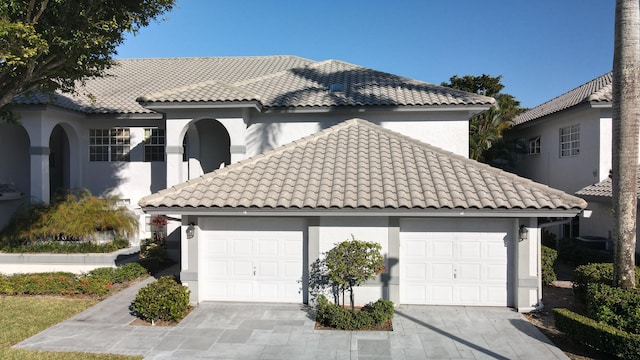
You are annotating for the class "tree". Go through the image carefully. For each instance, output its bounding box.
[0,0,175,122]
[441,74,525,167]
[611,0,639,289]
[324,236,385,311]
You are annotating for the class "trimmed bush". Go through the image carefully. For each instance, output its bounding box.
[586,283,640,334]
[554,308,640,359]
[1,237,129,253]
[573,263,640,303]
[133,276,191,324]
[315,295,394,330]
[0,272,111,296]
[87,262,148,284]
[541,245,557,284]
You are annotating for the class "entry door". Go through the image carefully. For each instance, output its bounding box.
[199,218,303,302]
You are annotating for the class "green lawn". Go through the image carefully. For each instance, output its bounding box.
[0,296,141,360]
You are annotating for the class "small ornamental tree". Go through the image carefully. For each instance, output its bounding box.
[324,235,385,311]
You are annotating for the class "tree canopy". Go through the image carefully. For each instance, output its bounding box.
[441,74,525,168]
[0,0,175,122]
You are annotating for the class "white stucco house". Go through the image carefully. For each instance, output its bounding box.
[507,72,638,252]
[0,56,586,311]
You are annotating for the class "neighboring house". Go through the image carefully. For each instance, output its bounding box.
[140,119,586,312]
[0,55,493,241]
[507,72,614,240]
[0,55,587,311]
[575,173,640,253]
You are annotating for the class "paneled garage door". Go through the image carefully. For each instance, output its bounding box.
[400,218,510,306]
[199,218,304,303]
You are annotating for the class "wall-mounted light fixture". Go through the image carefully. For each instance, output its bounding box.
[518,225,529,242]
[186,223,195,239]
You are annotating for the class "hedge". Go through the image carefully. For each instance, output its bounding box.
[554,308,640,359]
[315,295,394,330]
[573,263,640,303]
[0,263,149,297]
[586,283,640,334]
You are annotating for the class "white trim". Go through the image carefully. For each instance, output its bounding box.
[141,207,583,218]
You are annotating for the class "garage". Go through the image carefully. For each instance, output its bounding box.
[399,218,511,306]
[198,218,304,302]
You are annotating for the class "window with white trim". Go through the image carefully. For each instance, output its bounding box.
[89,128,130,161]
[144,128,165,162]
[528,136,541,155]
[560,124,580,157]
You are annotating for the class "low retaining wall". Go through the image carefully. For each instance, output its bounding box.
[0,246,140,274]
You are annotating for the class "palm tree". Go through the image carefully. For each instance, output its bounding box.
[611,0,639,288]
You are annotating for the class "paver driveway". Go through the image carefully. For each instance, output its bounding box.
[16,276,568,359]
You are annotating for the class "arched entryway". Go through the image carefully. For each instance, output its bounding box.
[183,119,231,179]
[49,124,70,200]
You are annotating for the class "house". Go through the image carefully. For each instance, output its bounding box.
[0,55,494,240]
[1,55,586,311]
[139,118,585,312]
[507,72,615,241]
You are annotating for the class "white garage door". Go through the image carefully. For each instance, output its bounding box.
[199,218,304,303]
[400,218,510,306]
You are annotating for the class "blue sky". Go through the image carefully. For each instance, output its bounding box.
[116,0,615,109]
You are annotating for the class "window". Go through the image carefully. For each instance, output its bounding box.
[89,128,130,161]
[528,136,541,155]
[560,124,580,157]
[144,128,165,162]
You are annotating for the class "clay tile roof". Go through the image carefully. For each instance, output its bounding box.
[576,170,640,200]
[514,72,612,126]
[12,56,494,114]
[139,119,587,212]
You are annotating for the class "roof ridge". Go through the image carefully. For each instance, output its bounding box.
[230,59,324,87]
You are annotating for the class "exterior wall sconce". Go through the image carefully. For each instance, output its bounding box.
[186,223,195,239]
[518,225,529,242]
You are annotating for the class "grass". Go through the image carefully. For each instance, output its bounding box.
[0,296,141,360]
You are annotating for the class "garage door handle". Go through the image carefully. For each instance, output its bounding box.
[453,269,457,279]
[253,267,256,276]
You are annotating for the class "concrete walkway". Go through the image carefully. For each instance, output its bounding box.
[16,276,568,359]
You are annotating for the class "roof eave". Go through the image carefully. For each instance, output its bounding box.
[262,104,493,114]
[140,206,584,218]
[138,100,263,112]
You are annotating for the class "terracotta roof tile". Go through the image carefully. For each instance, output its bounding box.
[139,119,587,212]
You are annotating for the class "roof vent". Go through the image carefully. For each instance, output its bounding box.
[329,83,346,93]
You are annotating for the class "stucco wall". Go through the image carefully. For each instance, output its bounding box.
[510,105,605,195]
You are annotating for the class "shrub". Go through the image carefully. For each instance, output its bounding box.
[573,263,640,303]
[2,272,111,296]
[0,189,137,246]
[586,283,640,334]
[133,276,191,324]
[554,308,640,359]
[87,262,148,284]
[315,295,394,330]
[0,237,129,253]
[541,245,557,284]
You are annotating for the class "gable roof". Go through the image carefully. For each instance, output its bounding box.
[576,171,640,201]
[12,56,494,114]
[139,119,587,214]
[514,72,612,125]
